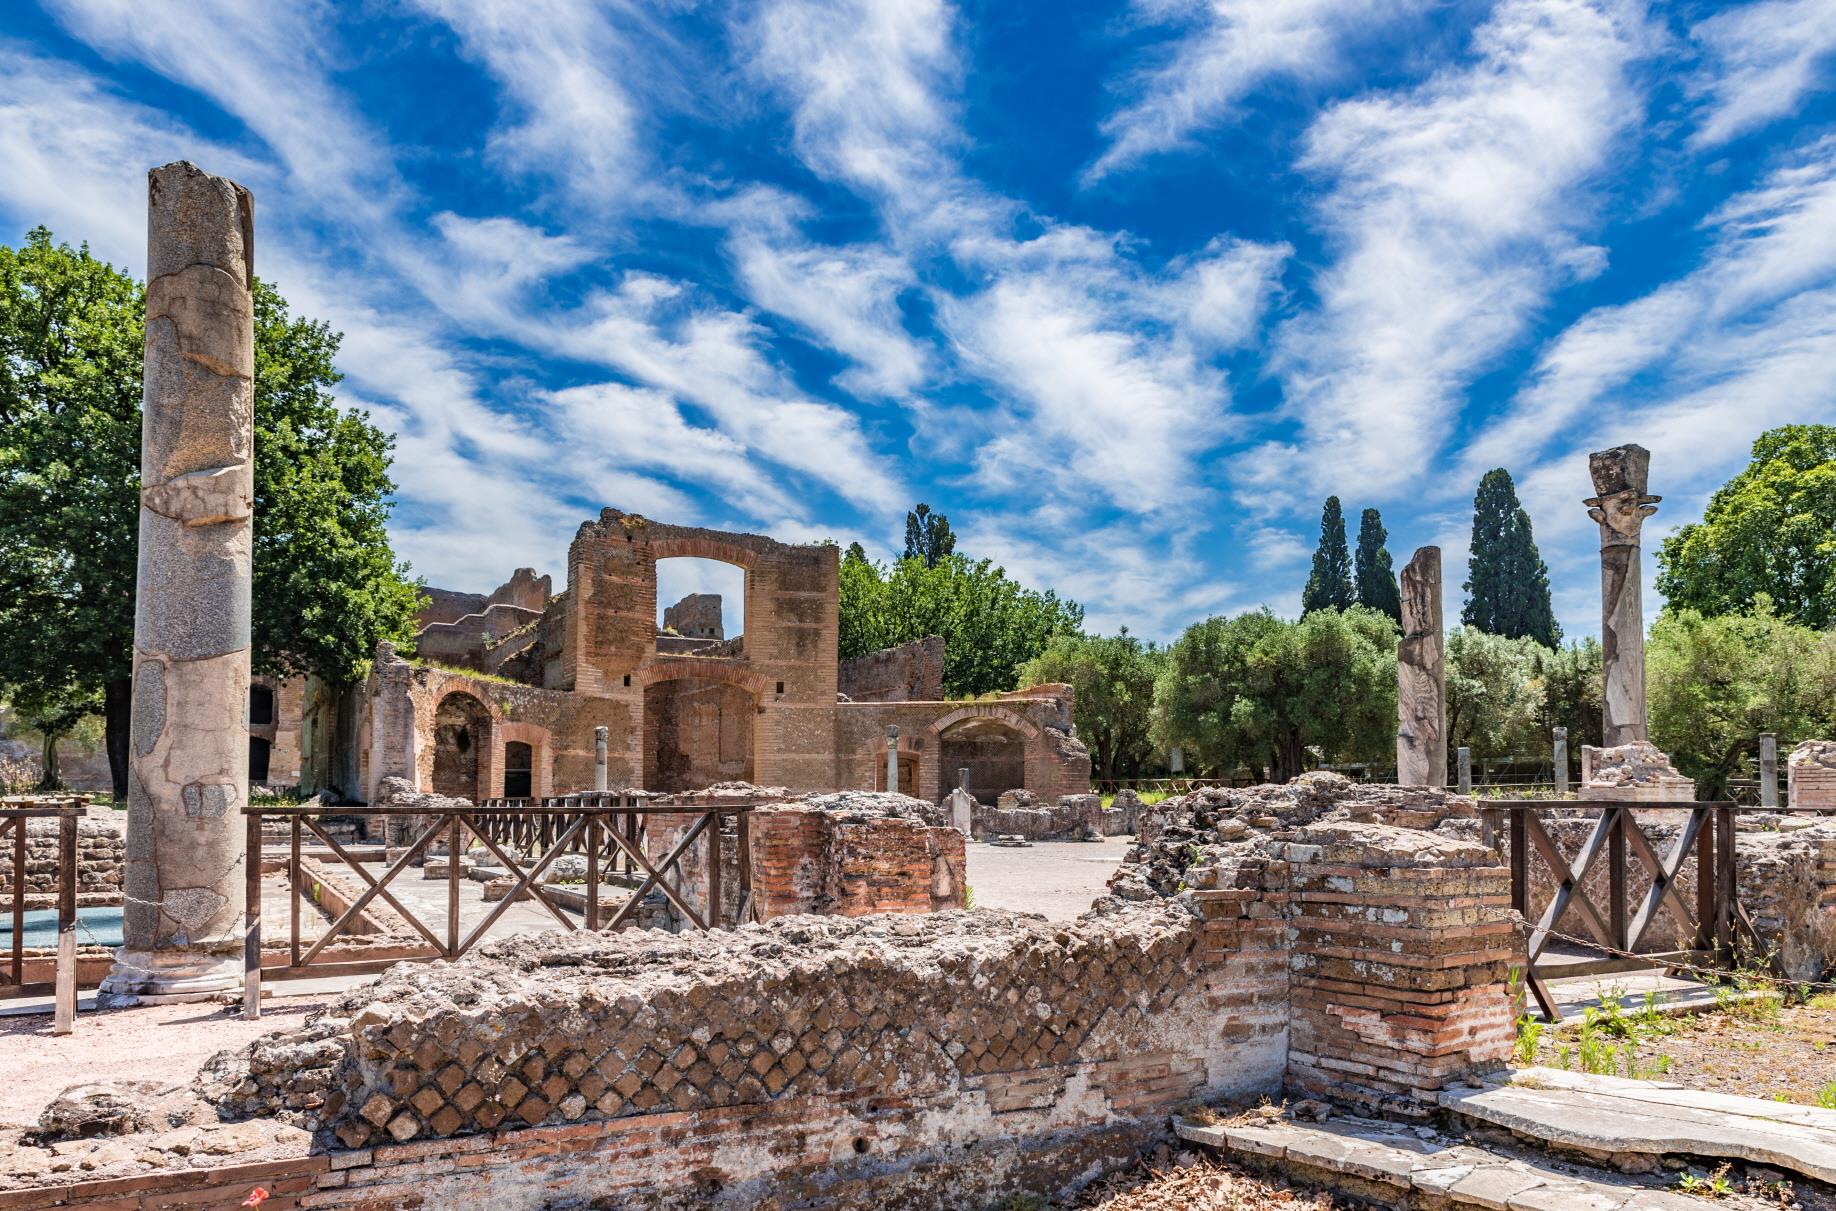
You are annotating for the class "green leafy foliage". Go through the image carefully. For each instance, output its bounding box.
[1152,607,1397,783]
[1647,598,1836,797]
[1445,627,1546,764]
[1462,468,1560,647]
[1658,424,1836,629]
[1015,630,1165,780]
[0,228,423,795]
[1301,496,1354,614]
[1354,507,1402,623]
[901,503,956,568]
[837,552,1082,697]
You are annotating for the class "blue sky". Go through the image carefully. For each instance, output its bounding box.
[3,0,1835,642]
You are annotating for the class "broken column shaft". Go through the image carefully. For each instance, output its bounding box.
[1396,546,1447,788]
[102,162,255,1001]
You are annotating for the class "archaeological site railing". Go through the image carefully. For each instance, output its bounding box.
[241,797,754,1019]
[1478,798,1798,1021]
[0,797,82,1033]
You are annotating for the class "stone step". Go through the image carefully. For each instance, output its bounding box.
[1441,1067,1836,1186]
[1177,1113,1714,1210]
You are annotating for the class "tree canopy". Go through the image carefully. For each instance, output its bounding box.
[902,503,956,568]
[1153,607,1396,783]
[0,227,423,796]
[1462,468,1560,647]
[838,551,1082,697]
[1302,496,1354,614]
[1354,507,1402,623]
[1015,630,1164,781]
[1648,598,1836,798]
[1444,628,1546,766]
[1657,425,1836,630]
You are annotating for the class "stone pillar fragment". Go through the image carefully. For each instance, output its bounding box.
[885,725,900,793]
[1552,727,1569,796]
[1395,546,1446,788]
[594,726,609,793]
[1760,733,1778,808]
[1457,747,1472,796]
[102,162,255,1001]
[1585,445,1660,746]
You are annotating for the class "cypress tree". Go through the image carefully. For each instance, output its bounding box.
[1462,469,1561,647]
[1354,507,1402,623]
[1302,496,1355,614]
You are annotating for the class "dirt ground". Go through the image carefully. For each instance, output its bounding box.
[0,997,334,1130]
[966,835,1132,920]
[1530,993,1836,1105]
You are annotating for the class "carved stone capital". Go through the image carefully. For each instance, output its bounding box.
[1584,490,1660,546]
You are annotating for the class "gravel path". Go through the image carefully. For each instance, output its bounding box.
[965,835,1132,920]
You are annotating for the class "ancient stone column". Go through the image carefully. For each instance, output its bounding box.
[102,162,255,1001]
[1396,546,1446,788]
[1457,746,1472,796]
[594,726,609,793]
[1760,733,1778,808]
[1585,445,1661,746]
[885,725,900,793]
[1552,727,1569,796]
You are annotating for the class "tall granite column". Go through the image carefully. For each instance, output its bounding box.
[1584,445,1660,747]
[1396,546,1447,788]
[101,162,255,1001]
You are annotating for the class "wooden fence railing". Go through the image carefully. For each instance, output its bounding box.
[0,797,82,1033]
[1476,798,1793,1021]
[241,798,753,1018]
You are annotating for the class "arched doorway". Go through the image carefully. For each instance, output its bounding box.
[503,740,534,800]
[432,692,491,802]
[643,678,757,793]
[938,716,1027,804]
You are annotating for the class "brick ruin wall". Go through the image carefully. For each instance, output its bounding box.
[837,636,945,702]
[662,593,724,640]
[181,774,1514,1210]
[641,791,965,926]
[0,818,124,906]
[975,791,1104,840]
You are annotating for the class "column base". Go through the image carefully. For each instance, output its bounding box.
[97,948,241,1006]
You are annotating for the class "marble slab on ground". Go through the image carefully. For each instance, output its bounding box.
[1177,1113,1706,1209]
[1441,1067,1836,1184]
[1545,971,1751,1021]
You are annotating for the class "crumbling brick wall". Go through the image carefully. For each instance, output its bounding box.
[837,636,944,702]
[976,790,1103,840]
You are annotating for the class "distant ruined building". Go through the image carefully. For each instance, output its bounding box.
[273,509,1088,806]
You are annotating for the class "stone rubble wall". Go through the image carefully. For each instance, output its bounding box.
[976,790,1103,840]
[190,772,1516,1209]
[836,636,945,703]
[203,904,1285,1208]
[0,818,124,902]
[1790,739,1836,808]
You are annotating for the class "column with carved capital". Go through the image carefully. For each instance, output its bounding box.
[1585,444,1660,747]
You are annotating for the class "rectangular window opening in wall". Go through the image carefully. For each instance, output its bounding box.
[776,681,784,695]
[624,675,631,687]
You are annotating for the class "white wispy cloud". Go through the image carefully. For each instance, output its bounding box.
[1265,0,1650,505]
[1462,134,1836,481]
[723,196,931,399]
[1088,0,1437,183]
[1688,0,1836,148]
[405,0,684,209]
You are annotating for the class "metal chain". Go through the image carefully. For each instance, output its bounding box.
[1476,903,1836,996]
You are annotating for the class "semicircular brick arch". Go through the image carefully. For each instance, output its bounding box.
[645,534,760,571]
[926,704,1040,740]
[639,656,771,699]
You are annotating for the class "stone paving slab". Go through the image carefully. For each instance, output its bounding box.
[1176,1114,1708,1209]
[1544,971,1771,1022]
[1441,1067,1836,1184]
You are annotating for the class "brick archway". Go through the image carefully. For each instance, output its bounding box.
[926,705,1040,741]
[646,535,760,571]
[638,658,771,699]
